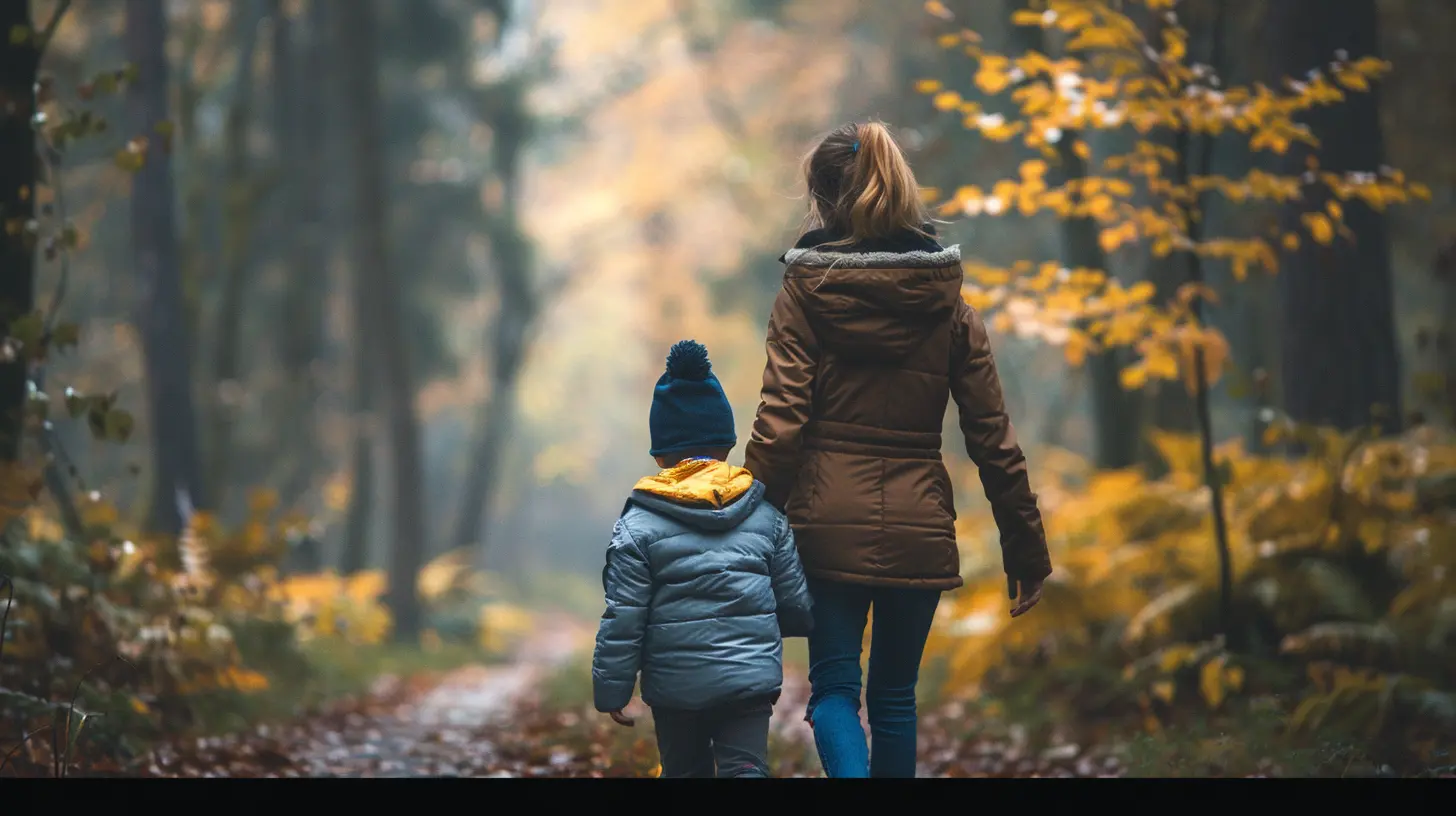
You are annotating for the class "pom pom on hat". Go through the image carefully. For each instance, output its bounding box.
[665,339,713,381]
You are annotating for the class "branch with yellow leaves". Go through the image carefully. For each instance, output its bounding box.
[916,0,1429,396]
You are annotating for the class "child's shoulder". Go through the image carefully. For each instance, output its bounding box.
[751,497,789,527]
[613,497,656,533]
[611,495,694,539]
[734,495,790,539]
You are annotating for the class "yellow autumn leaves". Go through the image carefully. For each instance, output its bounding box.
[964,253,1233,393]
[963,259,1162,362]
[928,0,1423,167]
[269,550,535,654]
[916,0,1429,394]
[947,157,1134,220]
[1126,644,1246,711]
[1140,651,1245,711]
[931,422,1454,728]
[269,569,393,645]
[171,665,271,696]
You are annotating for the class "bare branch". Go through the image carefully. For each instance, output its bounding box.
[33,132,86,540]
[60,655,135,777]
[35,0,74,58]
[1,726,51,776]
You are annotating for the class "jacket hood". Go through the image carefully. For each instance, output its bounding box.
[629,460,764,532]
[780,230,964,362]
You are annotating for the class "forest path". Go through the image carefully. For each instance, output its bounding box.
[139,614,1130,777]
[141,613,594,777]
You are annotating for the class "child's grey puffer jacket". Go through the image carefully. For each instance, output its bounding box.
[592,479,814,713]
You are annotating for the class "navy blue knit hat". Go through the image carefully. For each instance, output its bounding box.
[649,340,737,457]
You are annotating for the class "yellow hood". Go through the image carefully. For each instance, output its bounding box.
[632,459,755,509]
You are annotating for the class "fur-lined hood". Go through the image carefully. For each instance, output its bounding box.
[782,244,962,269]
[776,226,964,361]
[779,225,961,270]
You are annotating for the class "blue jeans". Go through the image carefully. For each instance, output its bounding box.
[804,577,941,778]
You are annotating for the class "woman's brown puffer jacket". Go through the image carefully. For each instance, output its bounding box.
[743,227,1052,591]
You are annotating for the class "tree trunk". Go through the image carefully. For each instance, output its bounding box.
[0,0,38,461]
[333,0,371,577]
[1069,216,1142,470]
[175,17,208,389]
[205,1,264,512]
[311,0,367,575]
[1143,259,1199,437]
[1139,251,1198,477]
[1177,0,1236,646]
[126,0,208,535]
[450,366,521,555]
[275,0,328,511]
[337,0,426,640]
[339,412,374,574]
[1271,0,1402,432]
[450,79,536,558]
[1437,242,1456,428]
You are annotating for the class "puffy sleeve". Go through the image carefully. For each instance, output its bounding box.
[743,284,820,510]
[768,513,814,637]
[591,518,652,712]
[949,300,1052,583]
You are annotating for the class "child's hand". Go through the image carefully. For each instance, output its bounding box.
[608,710,635,727]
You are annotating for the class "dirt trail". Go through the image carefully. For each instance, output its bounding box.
[142,613,595,777]
[411,613,591,731]
[142,616,1128,778]
[295,612,595,777]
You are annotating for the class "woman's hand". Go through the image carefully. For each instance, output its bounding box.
[1007,577,1043,618]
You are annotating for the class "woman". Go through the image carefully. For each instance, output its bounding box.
[743,120,1053,778]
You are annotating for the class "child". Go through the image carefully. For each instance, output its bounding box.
[592,339,815,779]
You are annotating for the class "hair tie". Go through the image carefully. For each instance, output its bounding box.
[851,140,860,153]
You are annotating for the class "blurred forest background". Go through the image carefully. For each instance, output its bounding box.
[1,0,1454,778]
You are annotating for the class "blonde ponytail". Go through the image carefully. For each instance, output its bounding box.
[800,120,929,245]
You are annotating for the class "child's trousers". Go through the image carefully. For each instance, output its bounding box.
[651,695,775,777]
